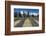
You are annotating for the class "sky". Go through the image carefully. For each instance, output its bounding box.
[14,8,39,15]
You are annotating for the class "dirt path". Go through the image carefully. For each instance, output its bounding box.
[23,18,32,27]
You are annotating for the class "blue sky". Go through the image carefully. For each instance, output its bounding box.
[14,8,39,14]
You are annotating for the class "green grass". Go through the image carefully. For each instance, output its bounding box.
[14,17,20,21]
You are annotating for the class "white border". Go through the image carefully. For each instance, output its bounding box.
[11,5,42,31]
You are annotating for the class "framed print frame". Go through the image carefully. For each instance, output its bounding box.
[5,1,45,35]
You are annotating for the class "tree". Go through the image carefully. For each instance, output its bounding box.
[32,15,34,17]
[19,12,21,17]
[14,12,17,17]
[28,11,29,17]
